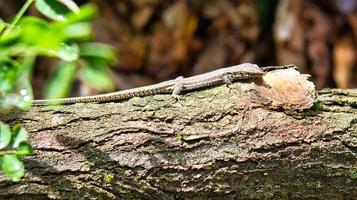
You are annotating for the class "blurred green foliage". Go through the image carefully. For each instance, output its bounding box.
[0,0,117,181]
[0,1,117,110]
[0,122,32,181]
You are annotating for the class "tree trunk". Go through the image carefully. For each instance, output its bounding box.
[0,80,356,199]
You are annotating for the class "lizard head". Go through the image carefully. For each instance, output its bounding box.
[221,63,264,81]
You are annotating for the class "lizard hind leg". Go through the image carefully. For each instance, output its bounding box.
[171,76,184,101]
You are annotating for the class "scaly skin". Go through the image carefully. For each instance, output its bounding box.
[32,63,266,105]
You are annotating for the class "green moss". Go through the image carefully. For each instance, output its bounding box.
[176,132,184,141]
[349,169,357,179]
[204,160,216,170]
[312,100,323,111]
[103,173,114,183]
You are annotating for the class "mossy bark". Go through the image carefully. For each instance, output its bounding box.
[0,85,356,200]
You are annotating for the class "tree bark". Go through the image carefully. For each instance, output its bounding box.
[0,82,356,199]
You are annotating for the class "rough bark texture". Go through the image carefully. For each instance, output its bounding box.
[0,83,356,199]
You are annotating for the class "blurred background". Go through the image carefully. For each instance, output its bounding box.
[1,0,356,99]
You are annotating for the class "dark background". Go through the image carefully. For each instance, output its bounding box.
[1,0,356,97]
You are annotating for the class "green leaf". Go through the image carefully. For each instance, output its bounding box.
[79,58,115,91]
[0,57,34,111]
[45,62,77,99]
[57,0,79,13]
[2,5,97,60]
[0,122,11,149]
[57,43,79,62]
[11,58,34,110]
[0,154,24,181]
[0,25,20,45]
[0,18,5,33]
[16,17,64,56]
[64,22,92,40]
[64,3,97,24]
[16,142,33,156]
[35,0,71,21]
[0,59,20,95]
[17,17,64,52]
[11,125,28,148]
[16,17,82,61]
[0,45,35,58]
[80,43,117,64]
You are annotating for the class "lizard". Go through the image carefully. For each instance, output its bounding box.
[32,63,295,105]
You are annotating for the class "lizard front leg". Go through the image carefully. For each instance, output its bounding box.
[222,72,238,93]
[171,76,184,100]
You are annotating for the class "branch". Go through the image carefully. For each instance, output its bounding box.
[0,70,356,199]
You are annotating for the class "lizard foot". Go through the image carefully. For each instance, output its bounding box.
[171,94,181,101]
[227,84,239,94]
[171,95,183,107]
